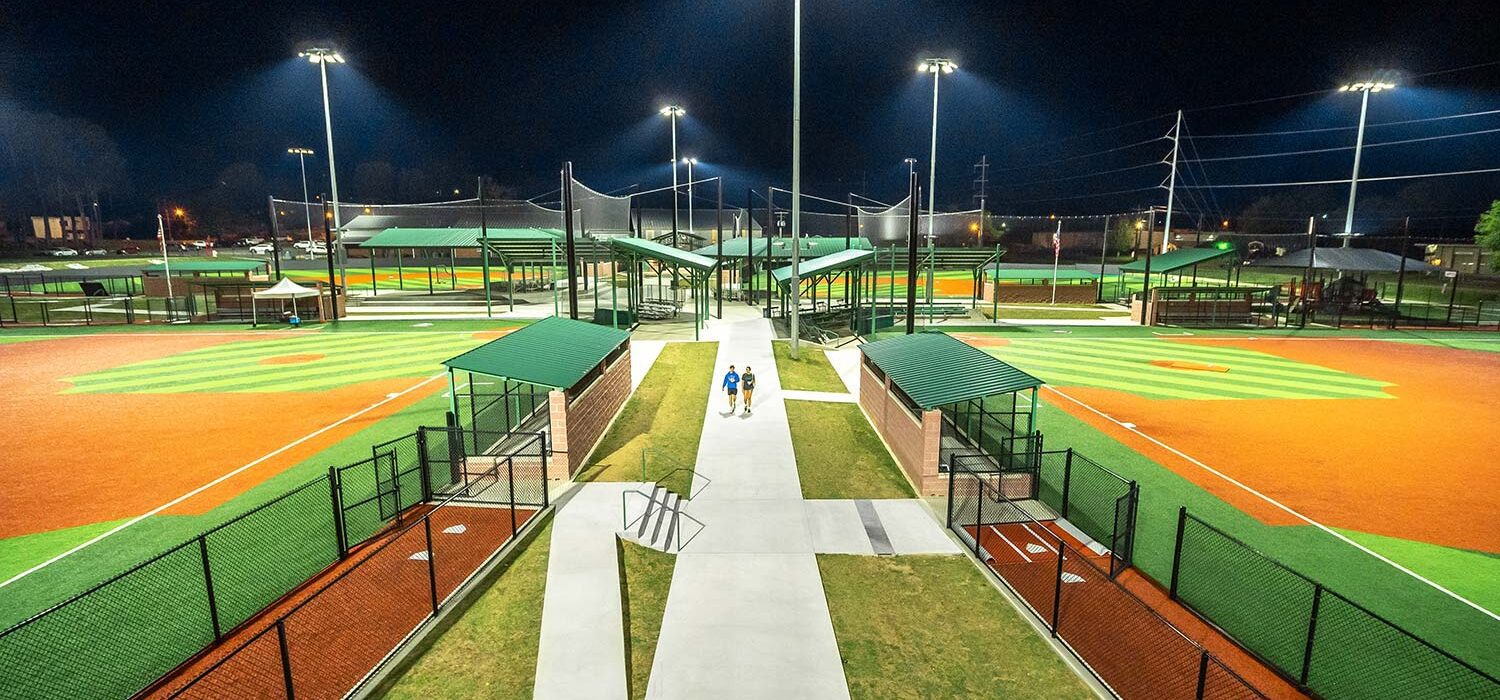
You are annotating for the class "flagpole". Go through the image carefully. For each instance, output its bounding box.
[1051,220,1061,304]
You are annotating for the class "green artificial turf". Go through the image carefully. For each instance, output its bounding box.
[378,519,553,699]
[771,341,848,392]
[0,519,130,584]
[818,554,1093,699]
[784,400,914,500]
[619,538,675,699]
[578,342,717,497]
[1033,393,1500,687]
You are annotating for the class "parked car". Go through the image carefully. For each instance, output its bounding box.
[45,248,79,257]
[115,246,141,255]
[308,243,328,256]
[248,243,275,255]
[292,240,313,250]
[83,249,108,256]
[241,237,265,246]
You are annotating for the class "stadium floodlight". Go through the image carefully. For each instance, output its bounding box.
[659,104,685,251]
[1338,76,1397,245]
[299,46,347,284]
[917,57,957,323]
[287,148,316,259]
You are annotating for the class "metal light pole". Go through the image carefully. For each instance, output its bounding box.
[683,157,698,240]
[300,48,347,289]
[789,0,803,357]
[1338,79,1396,247]
[660,105,685,249]
[288,147,315,259]
[919,58,956,325]
[904,157,917,181]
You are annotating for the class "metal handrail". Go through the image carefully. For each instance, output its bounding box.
[619,488,707,552]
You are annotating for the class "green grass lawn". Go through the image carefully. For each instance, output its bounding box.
[818,555,1093,699]
[785,400,914,499]
[378,518,553,699]
[578,342,716,497]
[771,341,848,392]
[619,539,674,699]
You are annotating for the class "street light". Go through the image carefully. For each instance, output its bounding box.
[287,147,316,260]
[682,157,699,240]
[299,47,347,287]
[918,57,957,323]
[659,105,685,251]
[1337,77,1396,247]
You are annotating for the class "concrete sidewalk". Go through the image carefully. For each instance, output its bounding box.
[647,317,850,699]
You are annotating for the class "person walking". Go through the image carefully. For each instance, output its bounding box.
[741,365,756,415]
[722,364,740,413]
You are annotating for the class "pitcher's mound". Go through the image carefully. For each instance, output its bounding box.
[260,353,325,365]
[1150,359,1229,373]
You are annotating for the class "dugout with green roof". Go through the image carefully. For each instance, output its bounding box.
[442,316,628,390]
[1116,246,1242,305]
[604,236,719,339]
[1119,246,1235,274]
[857,331,1044,495]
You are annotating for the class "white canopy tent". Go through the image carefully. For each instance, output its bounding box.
[251,278,321,326]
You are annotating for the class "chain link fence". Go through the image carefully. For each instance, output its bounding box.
[1170,509,1500,699]
[947,462,1265,699]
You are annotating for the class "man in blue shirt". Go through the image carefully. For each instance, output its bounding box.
[722,365,740,413]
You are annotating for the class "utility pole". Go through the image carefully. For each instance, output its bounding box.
[1162,110,1183,256]
[1301,216,1315,328]
[972,155,989,247]
[562,162,579,320]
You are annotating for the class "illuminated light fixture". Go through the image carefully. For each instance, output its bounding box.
[300,49,344,64]
[1337,74,1397,245]
[659,105,685,117]
[918,58,957,74]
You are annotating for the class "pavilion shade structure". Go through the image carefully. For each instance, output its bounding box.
[1119,246,1234,274]
[442,317,628,390]
[608,236,718,273]
[1245,247,1440,273]
[358,227,485,249]
[771,249,875,289]
[859,332,1042,409]
[604,236,718,338]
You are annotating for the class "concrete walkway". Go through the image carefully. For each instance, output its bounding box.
[647,316,850,700]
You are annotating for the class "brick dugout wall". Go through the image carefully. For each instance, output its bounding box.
[860,360,944,495]
[547,345,631,480]
[982,280,1099,304]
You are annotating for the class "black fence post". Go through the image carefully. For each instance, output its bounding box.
[1060,448,1074,519]
[1049,543,1065,636]
[1195,650,1210,700]
[1170,506,1188,599]
[539,432,551,506]
[276,619,296,700]
[945,465,956,529]
[423,516,440,616]
[416,429,432,502]
[506,456,518,534]
[197,535,222,641]
[389,451,404,526]
[1299,584,1324,686]
[328,467,347,559]
[445,411,462,487]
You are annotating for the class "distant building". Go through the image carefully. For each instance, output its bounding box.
[1425,242,1492,275]
[30,216,95,245]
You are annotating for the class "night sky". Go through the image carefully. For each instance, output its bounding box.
[4,0,1500,228]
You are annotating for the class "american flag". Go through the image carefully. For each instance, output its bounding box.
[1052,228,1060,256]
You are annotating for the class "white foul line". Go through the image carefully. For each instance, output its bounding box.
[1044,385,1500,622]
[0,373,446,590]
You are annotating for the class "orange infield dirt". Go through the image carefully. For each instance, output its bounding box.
[1043,338,1500,553]
[0,334,446,539]
[974,520,1302,699]
[147,505,536,699]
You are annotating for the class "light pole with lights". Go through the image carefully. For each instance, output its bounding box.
[287,147,316,259]
[1338,78,1395,247]
[659,105,685,250]
[299,47,346,286]
[918,58,956,324]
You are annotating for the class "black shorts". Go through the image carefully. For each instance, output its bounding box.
[726,387,738,395]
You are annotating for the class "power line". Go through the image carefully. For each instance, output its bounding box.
[1007,112,1175,153]
[1183,125,1500,163]
[993,135,1168,173]
[1176,165,1500,189]
[995,160,1165,189]
[1193,108,1500,139]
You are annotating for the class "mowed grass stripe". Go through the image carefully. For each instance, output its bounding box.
[80,347,461,394]
[998,342,1391,398]
[64,334,460,385]
[65,336,477,394]
[984,352,1278,400]
[1049,339,1391,388]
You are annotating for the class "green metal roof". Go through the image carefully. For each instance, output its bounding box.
[859,332,1042,409]
[988,268,1099,281]
[360,227,562,249]
[1118,247,1234,274]
[608,237,719,273]
[771,249,875,289]
[143,259,267,273]
[693,237,872,259]
[442,317,630,390]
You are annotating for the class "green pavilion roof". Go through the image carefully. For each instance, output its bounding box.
[859,332,1042,409]
[442,317,629,390]
[142,259,267,273]
[771,249,875,289]
[608,237,718,273]
[1118,247,1234,274]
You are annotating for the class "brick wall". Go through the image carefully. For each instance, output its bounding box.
[860,361,945,496]
[549,344,632,480]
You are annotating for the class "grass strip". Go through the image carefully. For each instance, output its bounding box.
[618,539,675,699]
[771,341,848,392]
[785,400,914,500]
